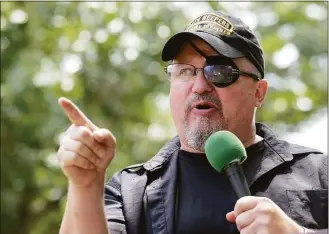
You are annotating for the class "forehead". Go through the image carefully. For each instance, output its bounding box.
[173,38,218,63]
[189,38,217,54]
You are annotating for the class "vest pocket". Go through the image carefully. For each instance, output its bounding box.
[286,189,328,229]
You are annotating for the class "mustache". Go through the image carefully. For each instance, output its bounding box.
[185,94,222,112]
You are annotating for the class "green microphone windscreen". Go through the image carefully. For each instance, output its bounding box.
[205,131,247,172]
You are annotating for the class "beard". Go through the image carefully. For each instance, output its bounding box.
[183,94,226,152]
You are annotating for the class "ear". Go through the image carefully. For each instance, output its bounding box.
[255,79,268,108]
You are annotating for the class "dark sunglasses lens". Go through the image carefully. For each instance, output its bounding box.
[204,65,234,85]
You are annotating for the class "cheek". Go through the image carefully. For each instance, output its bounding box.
[170,83,189,122]
[219,87,255,117]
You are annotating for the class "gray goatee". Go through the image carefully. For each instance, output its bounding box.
[183,94,226,152]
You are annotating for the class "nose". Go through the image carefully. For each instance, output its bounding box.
[191,69,214,94]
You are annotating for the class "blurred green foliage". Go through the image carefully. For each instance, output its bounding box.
[1,2,327,234]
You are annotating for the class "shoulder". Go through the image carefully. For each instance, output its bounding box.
[257,122,327,164]
[261,125,328,189]
[288,142,327,166]
[288,143,325,156]
[286,142,327,188]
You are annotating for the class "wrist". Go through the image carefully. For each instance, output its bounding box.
[68,178,105,198]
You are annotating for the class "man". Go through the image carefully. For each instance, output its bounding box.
[57,11,327,234]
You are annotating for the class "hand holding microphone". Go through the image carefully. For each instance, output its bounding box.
[205,131,306,234]
[57,97,116,188]
[226,196,305,234]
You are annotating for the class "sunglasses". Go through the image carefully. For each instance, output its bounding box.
[164,63,260,88]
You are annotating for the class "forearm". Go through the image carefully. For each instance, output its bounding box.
[59,183,109,234]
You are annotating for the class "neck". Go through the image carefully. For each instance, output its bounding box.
[242,134,263,148]
[180,143,204,153]
[180,125,262,153]
[236,122,262,148]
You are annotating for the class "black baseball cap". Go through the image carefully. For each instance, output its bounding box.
[161,10,265,78]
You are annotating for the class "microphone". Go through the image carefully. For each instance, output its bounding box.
[205,131,251,198]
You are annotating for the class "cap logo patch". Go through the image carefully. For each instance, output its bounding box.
[185,13,234,36]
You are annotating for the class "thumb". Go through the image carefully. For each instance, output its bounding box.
[93,128,116,147]
[226,211,236,223]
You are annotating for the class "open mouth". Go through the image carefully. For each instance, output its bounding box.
[195,104,213,110]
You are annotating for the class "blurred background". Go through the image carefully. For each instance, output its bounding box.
[1,1,327,233]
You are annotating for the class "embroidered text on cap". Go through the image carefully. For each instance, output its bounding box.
[185,13,234,36]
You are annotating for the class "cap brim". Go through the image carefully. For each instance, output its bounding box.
[161,31,244,61]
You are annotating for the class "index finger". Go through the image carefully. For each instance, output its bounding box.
[234,196,259,216]
[58,97,98,131]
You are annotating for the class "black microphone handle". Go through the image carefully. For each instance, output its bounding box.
[224,162,251,198]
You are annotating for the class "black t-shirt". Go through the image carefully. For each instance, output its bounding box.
[175,140,265,234]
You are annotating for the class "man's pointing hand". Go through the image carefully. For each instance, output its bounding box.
[57,97,116,187]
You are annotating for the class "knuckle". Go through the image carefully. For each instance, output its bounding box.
[234,203,242,214]
[59,151,76,163]
[75,141,85,153]
[59,135,70,146]
[77,126,92,139]
[101,128,116,145]
[81,128,92,138]
[256,204,273,216]
[256,204,266,213]
[260,197,271,204]
[236,196,247,206]
[235,216,243,228]
[61,139,71,149]
[58,148,73,160]
[68,152,78,161]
